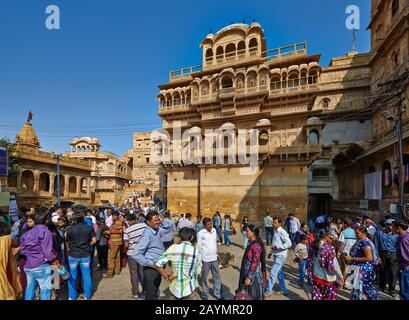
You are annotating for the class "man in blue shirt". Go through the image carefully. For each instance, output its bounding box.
[374,219,399,298]
[132,210,165,300]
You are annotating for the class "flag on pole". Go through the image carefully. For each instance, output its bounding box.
[27,110,33,122]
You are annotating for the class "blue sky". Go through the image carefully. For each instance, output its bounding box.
[0,0,371,156]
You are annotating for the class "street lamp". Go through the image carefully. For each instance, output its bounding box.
[381,111,404,219]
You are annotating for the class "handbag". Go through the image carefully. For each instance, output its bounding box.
[344,265,361,290]
[234,285,254,300]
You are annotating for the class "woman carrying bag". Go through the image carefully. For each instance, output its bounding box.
[236,225,266,300]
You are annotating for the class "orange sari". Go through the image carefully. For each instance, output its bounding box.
[0,235,22,300]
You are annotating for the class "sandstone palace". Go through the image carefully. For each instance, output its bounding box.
[153,22,371,222]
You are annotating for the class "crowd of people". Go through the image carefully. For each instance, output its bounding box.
[0,203,408,301]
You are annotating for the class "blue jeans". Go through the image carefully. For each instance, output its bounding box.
[224,230,232,246]
[68,255,92,300]
[400,269,409,300]
[242,231,248,249]
[298,259,307,287]
[266,255,288,295]
[25,263,52,300]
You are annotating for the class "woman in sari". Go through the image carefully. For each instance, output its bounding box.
[344,226,380,300]
[0,222,22,300]
[237,225,266,300]
[307,229,343,300]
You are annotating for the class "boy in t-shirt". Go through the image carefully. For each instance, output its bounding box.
[293,235,309,288]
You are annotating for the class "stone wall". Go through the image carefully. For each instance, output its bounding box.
[166,163,308,224]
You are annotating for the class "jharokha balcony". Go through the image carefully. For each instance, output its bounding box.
[168,42,307,81]
[158,75,318,111]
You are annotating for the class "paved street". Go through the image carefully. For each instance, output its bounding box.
[91,233,397,301]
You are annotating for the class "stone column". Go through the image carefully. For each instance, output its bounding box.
[49,172,55,196]
[76,176,81,196]
[17,172,22,191]
[33,170,40,192]
[87,178,91,197]
[64,175,69,197]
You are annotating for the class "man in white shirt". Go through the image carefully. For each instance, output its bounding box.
[286,214,301,245]
[265,217,292,297]
[52,207,63,225]
[197,217,223,300]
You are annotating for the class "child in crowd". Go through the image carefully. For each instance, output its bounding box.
[293,235,309,288]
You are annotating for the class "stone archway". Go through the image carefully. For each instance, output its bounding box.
[54,174,65,194]
[21,170,35,190]
[68,176,77,194]
[39,172,50,192]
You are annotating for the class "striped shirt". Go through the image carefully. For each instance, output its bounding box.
[109,219,124,246]
[155,242,202,298]
[124,223,147,255]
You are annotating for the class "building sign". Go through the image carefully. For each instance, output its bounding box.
[0,148,8,176]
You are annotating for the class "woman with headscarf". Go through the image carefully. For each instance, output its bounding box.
[0,222,22,300]
[237,225,266,300]
[307,229,343,300]
[344,226,380,300]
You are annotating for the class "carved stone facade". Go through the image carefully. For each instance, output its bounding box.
[154,22,371,223]
[5,123,135,208]
[7,122,94,208]
[309,0,409,220]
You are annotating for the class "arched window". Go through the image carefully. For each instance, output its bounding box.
[205,48,213,64]
[237,41,245,57]
[225,43,236,60]
[77,146,80,152]
[288,72,299,88]
[247,72,257,88]
[322,98,330,109]
[165,93,172,107]
[392,0,399,16]
[81,146,85,152]
[221,76,233,89]
[86,146,90,152]
[383,161,392,196]
[236,74,245,89]
[308,130,319,145]
[173,92,181,105]
[216,46,224,62]
[69,176,77,194]
[39,172,50,192]
[200,82,209,96]
[21,170,35,191]
[249,38,258,55]
[270,75,281,91]
[309,70,318,84]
